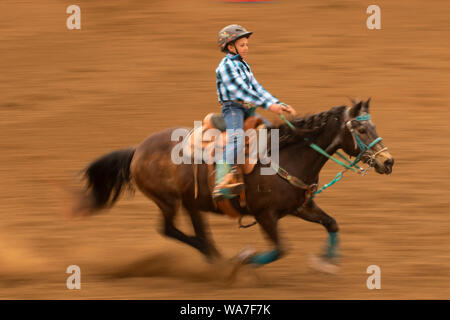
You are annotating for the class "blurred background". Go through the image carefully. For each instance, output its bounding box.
[0,0,449,298]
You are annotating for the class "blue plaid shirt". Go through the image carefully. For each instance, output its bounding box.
[216,53,279,109]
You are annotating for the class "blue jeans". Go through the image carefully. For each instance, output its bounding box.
[221,102,272,165]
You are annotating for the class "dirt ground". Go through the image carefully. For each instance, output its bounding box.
[0,0,449,299]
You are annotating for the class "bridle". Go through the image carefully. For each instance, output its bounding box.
[342,108,388,173]
[275,106,388,208]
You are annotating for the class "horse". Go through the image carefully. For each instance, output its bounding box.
[72,99,394,270]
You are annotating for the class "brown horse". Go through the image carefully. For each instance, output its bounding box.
[73,99,394,269]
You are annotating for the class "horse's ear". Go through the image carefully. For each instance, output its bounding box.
[363,97,371,112]
[347,97,357,105]
[349,100,363,118]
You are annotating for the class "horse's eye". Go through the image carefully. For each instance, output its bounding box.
[358,127,367,134]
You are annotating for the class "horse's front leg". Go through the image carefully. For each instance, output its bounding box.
[296,200,340,261]
[243,209,285,266]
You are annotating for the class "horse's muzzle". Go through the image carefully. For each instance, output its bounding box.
[374,157,394,174]
[383,158,394,174]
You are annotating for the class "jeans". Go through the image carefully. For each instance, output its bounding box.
[221,101,272,165]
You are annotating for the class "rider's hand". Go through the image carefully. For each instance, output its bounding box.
[268,103,296,115]
[284,104,297,115]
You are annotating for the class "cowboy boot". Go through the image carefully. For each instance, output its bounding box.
[212,161,244,200]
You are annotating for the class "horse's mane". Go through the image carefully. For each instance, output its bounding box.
[270,105,347,149]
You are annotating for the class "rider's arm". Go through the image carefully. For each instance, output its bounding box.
[218,59,275,109]
[249,74,280,107]
[244,63,280,107]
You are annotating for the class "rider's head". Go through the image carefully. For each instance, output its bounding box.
[217,24,252,60]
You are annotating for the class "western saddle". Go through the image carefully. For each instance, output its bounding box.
[183,112,267,218]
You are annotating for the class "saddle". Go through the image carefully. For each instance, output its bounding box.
[183,113,267,218]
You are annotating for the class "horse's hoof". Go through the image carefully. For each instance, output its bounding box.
[226,248,257,283]
[234,247,257,265]
[307,254,340,274]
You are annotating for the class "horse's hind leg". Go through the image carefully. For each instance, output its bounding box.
[186,208,222,262]
[296,200,340,262]
[155,197,217,260]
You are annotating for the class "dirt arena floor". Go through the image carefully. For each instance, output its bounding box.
[1,0,449,299]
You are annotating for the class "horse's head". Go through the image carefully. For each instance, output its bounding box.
[340,99,394,174]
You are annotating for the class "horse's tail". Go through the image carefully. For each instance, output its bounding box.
[73,147,136,217]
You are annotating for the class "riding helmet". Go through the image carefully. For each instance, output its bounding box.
[217,24,253,52]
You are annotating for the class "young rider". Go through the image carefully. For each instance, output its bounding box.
[214,24,295,200]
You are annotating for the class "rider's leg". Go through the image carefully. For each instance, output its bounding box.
[223,104,245,165]
[213,103,245,200]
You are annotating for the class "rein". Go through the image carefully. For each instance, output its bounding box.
[277,107,385,208]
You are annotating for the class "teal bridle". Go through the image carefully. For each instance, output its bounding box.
[340,111,387,172]
[278,106,388,206]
